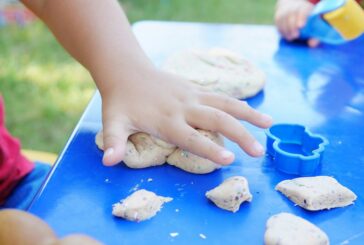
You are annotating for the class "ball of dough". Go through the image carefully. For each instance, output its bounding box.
[166,130,223,174]
[205,176,252,212]
[124,133,176,168]
[163,48,266,99]
[264,212,329,245]
[95,131,176,168]
[275,176,357,211]
[112,189,172,222]
[96,130,223,174]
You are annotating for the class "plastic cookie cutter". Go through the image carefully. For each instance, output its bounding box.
[265,124,329,176]
[300,0,364,44]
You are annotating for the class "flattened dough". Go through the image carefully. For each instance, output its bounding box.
[205,176,252,212]
[112,189,172,222]
[96,130,223,174]
[166,130,223,174]
[163,48,265,99]
[95,131,176,168]
[276,176,357,211]
[264,212,329,245]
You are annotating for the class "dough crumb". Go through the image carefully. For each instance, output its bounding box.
[169,232,179,238]
[205,176,252,212]
[264,212,329,245]
[276,176,357,211]
[199,233,207,239]
[112,189,172,222]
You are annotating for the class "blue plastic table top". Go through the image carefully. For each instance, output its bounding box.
[29,21,364,245]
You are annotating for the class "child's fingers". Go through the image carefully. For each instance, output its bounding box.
[298,2,314,28]
[287,14,300,40]
[199,93,273,128]
[296,9,309,28]
[186,105,265,157]
[162,123,235,165]
[308,38,320,48]
[277,15,291,40]
[102,121,131,166]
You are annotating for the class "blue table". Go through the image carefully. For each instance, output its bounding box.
[29,21,364,245]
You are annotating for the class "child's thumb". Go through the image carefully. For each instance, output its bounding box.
[102,126,130,166]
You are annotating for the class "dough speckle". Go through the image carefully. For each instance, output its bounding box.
[264,212,329,245]
[205,176,252,212]
[112,189,172,222]
[276,176,357,211]
[163,48,265,99]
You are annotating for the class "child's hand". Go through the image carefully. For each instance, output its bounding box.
[275,0,320,47]
[101,67,273,166]
[21,0,272,167]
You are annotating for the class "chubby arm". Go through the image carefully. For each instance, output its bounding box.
[22,0,273,166]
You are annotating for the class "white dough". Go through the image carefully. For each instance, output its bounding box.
[264,212,329,245]
[163,48,266,99]
[95,131,176,168]
[166,130,223,174]
[276,176,357,211]
[112,189,172,222]
[123,133,176,168]
[96,130,223,174]
[205,176,252,212]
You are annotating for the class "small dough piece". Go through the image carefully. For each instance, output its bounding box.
[166,130,223,174]
[276,176,357,211]
[264,212,329,245]
[205,176,252,212]
[95,131,176,168]
[163,48,265,99]
[112,189,172,222]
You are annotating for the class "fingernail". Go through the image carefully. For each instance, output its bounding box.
[104,148,114,159]
[220,150,234,160]
[253,141,265,155]
[261,114,273,124]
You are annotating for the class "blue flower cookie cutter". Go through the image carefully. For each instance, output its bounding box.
[265,124,329,176]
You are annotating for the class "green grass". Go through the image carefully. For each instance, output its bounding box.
[122,0,275,24]
[0,0,275,154]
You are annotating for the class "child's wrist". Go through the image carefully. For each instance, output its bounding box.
[91,61,157,97]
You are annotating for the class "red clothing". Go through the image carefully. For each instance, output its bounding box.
[0,95,34,204]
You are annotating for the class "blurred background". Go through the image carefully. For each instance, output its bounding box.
[0,0,275,155]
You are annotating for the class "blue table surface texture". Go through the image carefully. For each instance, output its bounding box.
[29,21,364,245]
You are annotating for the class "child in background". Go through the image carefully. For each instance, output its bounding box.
[275,0,364,47]
[1,0,272,210]
[0,95,52,209]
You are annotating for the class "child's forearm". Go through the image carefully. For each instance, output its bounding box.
[21,0,152,94]
[22,0,273,166]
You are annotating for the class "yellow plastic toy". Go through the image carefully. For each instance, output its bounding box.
[324,0,364,40]
[300,0,364,44]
